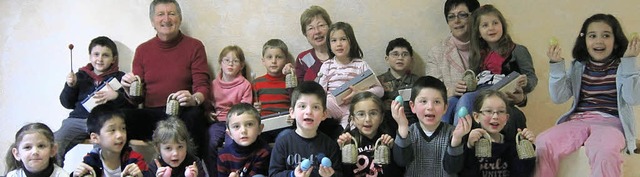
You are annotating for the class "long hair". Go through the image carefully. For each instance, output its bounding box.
[218,45,248,79]
[572,14,628,62]
[344,92,390,144]
[326,22,364,60]
[5,123,57,172]
[468,4,515,73]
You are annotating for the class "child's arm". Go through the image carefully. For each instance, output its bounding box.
[241,80,253,104]
[391,99,414,166]
[362,62,384,97]
[250,145,271,176]
[620,37,640,105]
[60,72,80,109]
[512,45,538,94]
[547,45,574,104]
[510,129,537,176]
[268,140,292,177]
[444,116,472,174]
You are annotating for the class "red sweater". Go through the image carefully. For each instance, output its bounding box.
[132,32,211,107]
[252,74,290,116]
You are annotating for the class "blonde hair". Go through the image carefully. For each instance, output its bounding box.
[152,118,196,155]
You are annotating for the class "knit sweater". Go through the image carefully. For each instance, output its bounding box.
[132,32,211,108]
[217,139,271,177]
[269,130,343,177]
[393,122,456,177]
[252,74,291,116]
[576,59,619,117]
[210,74,253,122]
[80,147,151,177]
[426,35,471,97]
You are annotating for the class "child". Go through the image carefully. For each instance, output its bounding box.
[536,13,640,177]
[447,4,537,126]
[254,39,294,116]
[318,22,384,130]
[444,90,536,177]
[72,104,151,177]
[269,81,342,177]
[5,123,69,177]
[217,103,271,177]
[377,37,420,131]
[391,76,468,176]
[149,118,204,177]
[207,45,253,177]
[337,92,404,176]
[56,36,132,166]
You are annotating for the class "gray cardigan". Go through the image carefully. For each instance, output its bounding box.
[549,57,640,154]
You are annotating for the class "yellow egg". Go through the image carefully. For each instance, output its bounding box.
[630,32,638,39]
[549,37,559,46]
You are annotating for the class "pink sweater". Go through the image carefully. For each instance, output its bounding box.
[210,74,253,122]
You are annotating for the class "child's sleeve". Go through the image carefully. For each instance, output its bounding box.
[327,141,343,177]
[127,151,152,177]
[59,73,81,109]
[443,135,468,174]
[513,45,538,94]
[251,145,271,176]
[216,155,230,177]
[268,140,291,177]
[241,80,253,104]
[392,131,414,166]
[361,62,384,97]
[619,57,640,105]
[109,72,134,109]
[548,60,573,104]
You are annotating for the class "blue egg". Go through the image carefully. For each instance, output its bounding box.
[300,159,311,171]
[457,106,468,118]
[395,95,403,106]
[321,157,332,167]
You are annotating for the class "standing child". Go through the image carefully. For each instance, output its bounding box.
[5,123,69,177]
[447,4,537,126]
[318,22,384,130]
[149,118,204,177]
[391,76,471,177]
[337,92,404,176]
[444,90,535,177]
[72,104,151,177]
[217,103,271,177]
[208,45,253,177]
[56,36,133,166]
[269,81,342,177]
[536,13,640,177]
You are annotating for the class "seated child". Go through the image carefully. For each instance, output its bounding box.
[337,92,404,176]
[377,37,420,130]
[217,103,271,177]
[72,104,151,177]
[444,90,536,177]
[55,36,133,166]
[391,76,458,176]
[269,81,342,177]
[6,123,69,177]
[149,118,204,177]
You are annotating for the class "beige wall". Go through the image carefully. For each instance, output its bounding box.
[1,0,638,175]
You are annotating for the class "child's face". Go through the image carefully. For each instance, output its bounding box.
[352,99,382,139]
[91,117,127,154]
[473,95,509,134]
[410,88,447,130]
[290,94,327,132]
[305,15,329,50]
[478,14,503,47]
[12,133,56,173]
[152,3,181,38]
[220,52,244,77]
[386,47,413,73]
[226,113,263,147]
[262,48,287,76]
[329,29,351,60]
[585,21,615,62]
[90,45,116,74]
[159,140,187,168]
[447,4,472,41]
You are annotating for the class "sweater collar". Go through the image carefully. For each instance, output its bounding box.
[450,35,470,52]
[215,74,247,89]
[153,31,185,49]
[79,62,120,83]
[23,160,54,177]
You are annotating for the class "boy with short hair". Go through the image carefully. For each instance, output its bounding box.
[72,104,151,177]
[269,81,342,177]
[377,37,420,131]
[217,103,271,177]
[391,76,468,177]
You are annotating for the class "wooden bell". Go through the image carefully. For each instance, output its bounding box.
[166,93,180,117]
[516,132,536,159]
[341,136,358,164]
[129,75,143,97]
[475,132,492,158]
[373,138,390,165]
[285,68,297,88]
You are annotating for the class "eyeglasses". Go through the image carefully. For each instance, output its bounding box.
[306,23,328,33]
[353,110,381,120]
[447,12,470,21]
[389,51,411,59]
[221,58,241,65]
[479,110,508,117]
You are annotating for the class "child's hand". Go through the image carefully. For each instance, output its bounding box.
[516,75,528,89]
[452,115,472,147]
[318,165,335,177]
[253,101,262,112]
[283,63,294,75]
[67,71,77,87]
[547,44,563,63]
[454,80,467,96]
[505,86,525,104]
[294,164,313,177]
[209,111,219,122]
[342,86,363,104]
[123,163,143,177]
[518,128,536,142]
[120,72,137,88]
[72,162,93,177]
[624,34,640,57]
[93,85,118,105]
[390,99,409,138]
[467,128,489,148]
[184,162,197,177]
[154,159,171,177]
[228,171,239,177]
[379,134,394,147]
[337,132,353,147]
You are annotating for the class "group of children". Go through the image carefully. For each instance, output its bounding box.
[5,2,639,177]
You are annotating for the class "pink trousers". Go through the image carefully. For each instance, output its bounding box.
[535,112,625,177]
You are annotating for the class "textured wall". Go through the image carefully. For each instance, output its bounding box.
[1,0,639,175]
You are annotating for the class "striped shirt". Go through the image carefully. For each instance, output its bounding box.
[576,59,619,117]
[318,58,372,93]
[252,74,290,116]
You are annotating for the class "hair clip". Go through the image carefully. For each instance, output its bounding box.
[579,33,585,37]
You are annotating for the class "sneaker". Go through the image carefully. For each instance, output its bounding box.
[463,69,478,92]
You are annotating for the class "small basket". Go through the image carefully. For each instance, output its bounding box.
[373,138,390,165]
[341,136,358,164]
[463,70,478,92]
[129,75,143,97]
[166,93,180,117]
[285,69,297,88]
[475,132,492,158]
[516,132,536,159]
